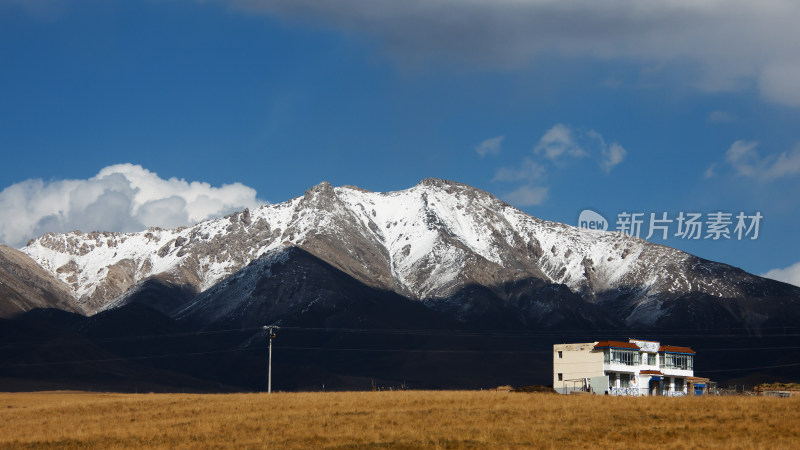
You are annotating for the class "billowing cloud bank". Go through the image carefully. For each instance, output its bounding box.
[0,164,265,248]
[227,0,800,106]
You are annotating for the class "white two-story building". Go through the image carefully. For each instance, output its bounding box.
[553,339,696,396]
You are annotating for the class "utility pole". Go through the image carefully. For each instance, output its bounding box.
[264,325,278,393]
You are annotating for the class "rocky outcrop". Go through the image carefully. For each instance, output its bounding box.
[0,245,82,318]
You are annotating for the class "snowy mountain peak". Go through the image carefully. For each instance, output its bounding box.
[20,180,798,327]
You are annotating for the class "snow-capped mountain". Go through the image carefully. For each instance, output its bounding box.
[20,179,800,329]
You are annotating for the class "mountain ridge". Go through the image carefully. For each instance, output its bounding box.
[15,178,800,330]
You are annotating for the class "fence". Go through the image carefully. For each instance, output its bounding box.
[556,386,689,396]
[556,384,794,397]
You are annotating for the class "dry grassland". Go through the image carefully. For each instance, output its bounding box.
[1,390,799,449]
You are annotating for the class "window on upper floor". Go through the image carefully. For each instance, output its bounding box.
[603,348,640,366]
[661,353,693,370]
[558,351,563,359]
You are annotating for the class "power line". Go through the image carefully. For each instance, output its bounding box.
[277,324,800,336]
[0,347,254,368]
[0,346,552,368]
[3,323,799,350]
[272,346,553,354]
[0,327,265,350]
[700,362,800,373]
[4,342,800,370]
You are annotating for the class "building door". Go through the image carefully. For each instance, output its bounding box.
[649,377,662,396]
[694,384,705,396]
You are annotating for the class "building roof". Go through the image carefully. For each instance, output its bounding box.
[687,377,710,383]
[594,340,640,350]
[640,370,663,375]
[659,345,695,354]
[591,341,696,354]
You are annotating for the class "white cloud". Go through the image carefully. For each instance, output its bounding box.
[493,158,545,183]
[534,124,587,162]
[475,135,504,157]
[708,110,737,123]
[762,262,800,288]
[493,157,548,207]
[703,163,717,179]
[491,124,625,207]
[534,124,626,171]
[0,164,265,248]
[223,0,800,106]
[0,0,70,20]
[502,185,548,207]
[718,140,800,181]
[759,63,800,107]
[724,140,762,177]
[771,146,800,179]
[601,142,627,173]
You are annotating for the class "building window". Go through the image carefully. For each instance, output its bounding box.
[620,373,631,388]
[604,348,640,366]
[647,352,657,366]
[675,378,685,392]
[558,351,563,359]
[661,353,694,370]
[558,373,563,381]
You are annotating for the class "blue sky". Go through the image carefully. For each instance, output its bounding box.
[1,0,799,285]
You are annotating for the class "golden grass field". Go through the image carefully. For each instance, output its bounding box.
[1,390,799,449]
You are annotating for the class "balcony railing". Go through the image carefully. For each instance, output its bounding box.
[607,387,688,397]
[663,391,687,397]
[609,387,641,396]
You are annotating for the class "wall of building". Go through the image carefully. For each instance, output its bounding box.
[553,343,604,393]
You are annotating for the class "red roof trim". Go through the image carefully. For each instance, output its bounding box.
[594,340,640,350]
[640,370,664,375]
[659,345,695,354]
